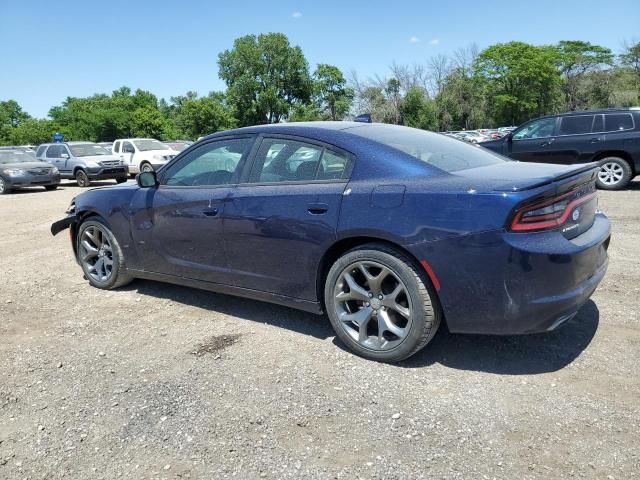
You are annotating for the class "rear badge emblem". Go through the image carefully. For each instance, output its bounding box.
[572,209,580,222]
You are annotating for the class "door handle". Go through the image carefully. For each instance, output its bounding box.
[307,203,329,215]
[540,138,555,147]
[202,207,219,217]
[590,137,602,143]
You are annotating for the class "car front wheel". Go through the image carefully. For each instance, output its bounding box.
[324,244,441,362]
[75,170,91,188]
[77,217,132,290]
[596,157,632,190]
[0,176,10,195]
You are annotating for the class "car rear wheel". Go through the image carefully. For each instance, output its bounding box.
[77,218,132,290]
[596,157,632,190]
[75,170,91,188]
[325,244,441,362]
[45,185,58,191]
[0,177,10,195]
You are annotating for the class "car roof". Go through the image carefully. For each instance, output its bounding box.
[538,107,640,120]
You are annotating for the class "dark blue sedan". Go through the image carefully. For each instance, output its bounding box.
[51,122,610,362]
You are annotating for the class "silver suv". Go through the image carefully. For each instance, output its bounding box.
[36,142,128,187]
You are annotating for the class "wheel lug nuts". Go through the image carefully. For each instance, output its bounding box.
[378,294,383,299]
[365,302,370,307]
[368,292,373,298]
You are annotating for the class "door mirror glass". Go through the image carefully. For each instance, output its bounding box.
[136,171,158,188]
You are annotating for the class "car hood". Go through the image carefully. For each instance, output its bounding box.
[1,161,55,170]
[453,161,597,192]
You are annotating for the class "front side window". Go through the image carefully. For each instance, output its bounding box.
[604,113,634,132]
[162,138,253,187]
[512,118,557,140]
[558,115,594,136]
[46,145,64,158]
[122,142,135,154]
[248,138,351,183]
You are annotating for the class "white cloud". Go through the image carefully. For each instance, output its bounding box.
[429,38,440,45]
[292,11,302,18]
[409,36,420,44]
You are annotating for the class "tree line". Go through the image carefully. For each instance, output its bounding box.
[1,33,639,146]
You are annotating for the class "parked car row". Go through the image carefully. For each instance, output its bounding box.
[444,127,516,143]
[479,108,640,190]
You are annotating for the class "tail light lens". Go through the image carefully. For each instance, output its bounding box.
[509,185,597,232]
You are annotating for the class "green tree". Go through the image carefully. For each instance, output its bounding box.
[130,106,170,138]
[0,100,30,128]
[312,64,353,120]
[169,91,236,139]
[9,119,61,145]
[436,68,486,130]
[217,33,313,125]
[555,40,614,110]
[401,86,438,130]
[474,41,562,126]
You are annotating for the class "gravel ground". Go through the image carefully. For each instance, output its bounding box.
[1,180,639,480]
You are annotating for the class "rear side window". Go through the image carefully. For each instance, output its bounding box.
[604,113,634,132]
[558,115,594,135]
[36,145,46,157]
[113,141,121,153]
[249,138,351,183]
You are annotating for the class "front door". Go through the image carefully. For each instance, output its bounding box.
[130,136,255,285]
[509,116,559,163]
[120,141,135,170]
[223,136,353,301]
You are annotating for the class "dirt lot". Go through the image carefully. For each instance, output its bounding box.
[1,179,639,480]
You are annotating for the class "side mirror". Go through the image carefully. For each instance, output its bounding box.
[136,171,158,188]
[61,153,69,159]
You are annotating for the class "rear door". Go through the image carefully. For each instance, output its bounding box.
[223,136,354,301]
[549,114,598,164]
[130,136,255,284]
[510,117,559,163]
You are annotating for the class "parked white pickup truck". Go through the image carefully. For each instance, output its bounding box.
[112,138,178,175]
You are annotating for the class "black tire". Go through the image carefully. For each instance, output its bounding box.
[0,176,10,195]
[45,185,58,191]
[115,177,128,184]
[77,217,133,290]
[596,157,633,190]
[324,243,441,362]
[140,162,153,173]
[75,170,91,188]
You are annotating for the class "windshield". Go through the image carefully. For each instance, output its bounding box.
[69,143,111,157]
[348,124,508,172]
[0,150,35,164]
[134,139,169,151]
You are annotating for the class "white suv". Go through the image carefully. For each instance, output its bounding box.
[112,138,178,175]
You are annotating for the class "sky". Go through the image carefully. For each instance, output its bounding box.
[1,0,639,118]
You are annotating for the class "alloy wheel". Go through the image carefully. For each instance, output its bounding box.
[598,162,624,186]
[79,225,114,283]
[0,177,5,194]
[333,261,412,351]
[141,163,153,173]
[76,171,89,187]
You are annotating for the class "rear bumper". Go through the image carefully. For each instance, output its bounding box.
[407,212,610,335]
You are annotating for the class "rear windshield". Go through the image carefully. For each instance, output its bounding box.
[348,124,508,172]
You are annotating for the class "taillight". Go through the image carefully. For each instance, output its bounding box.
[509,186,597,232]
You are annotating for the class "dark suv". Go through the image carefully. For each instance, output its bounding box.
[480,108,640,190]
